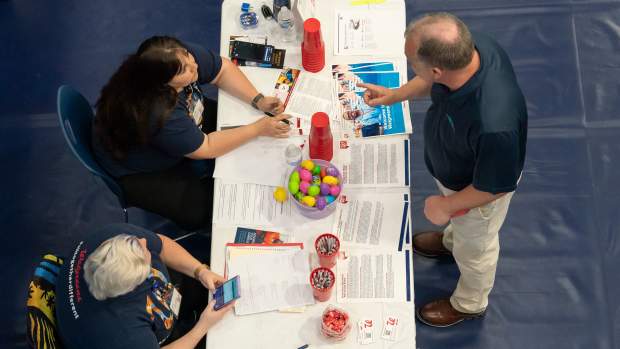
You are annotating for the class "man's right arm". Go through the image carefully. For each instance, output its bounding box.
[395,76,433,101]
[358,76,432,107]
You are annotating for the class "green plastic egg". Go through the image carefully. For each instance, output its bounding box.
[307,185,320,197]
[288,181,299,195]
[290,171,301,183]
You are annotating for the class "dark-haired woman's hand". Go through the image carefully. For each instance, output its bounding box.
[253,114,291,138]
[257,96,284,115]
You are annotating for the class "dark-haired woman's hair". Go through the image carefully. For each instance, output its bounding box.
[95,36,187,160]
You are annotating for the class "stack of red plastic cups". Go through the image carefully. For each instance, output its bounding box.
[309,112,333,161]
[302,18,325,72]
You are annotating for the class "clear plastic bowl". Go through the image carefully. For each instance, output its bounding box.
[289,159,343,219]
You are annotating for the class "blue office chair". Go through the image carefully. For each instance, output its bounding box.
[56,85,199,241]
[56,85,130,223]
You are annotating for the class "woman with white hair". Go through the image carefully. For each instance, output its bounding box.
[55,223,232,349]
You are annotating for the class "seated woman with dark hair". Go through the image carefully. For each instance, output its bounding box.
[56,223,231,349]
[93,36,290,230]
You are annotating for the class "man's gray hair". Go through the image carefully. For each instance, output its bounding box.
[83,234,150,300]
[405,12,474,70]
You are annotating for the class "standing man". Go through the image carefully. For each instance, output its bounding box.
[359,13,527,327]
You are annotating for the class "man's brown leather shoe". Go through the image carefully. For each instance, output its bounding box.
[416,298,485,327]
[412,231,452,258]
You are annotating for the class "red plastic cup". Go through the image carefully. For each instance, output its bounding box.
[315,233,339,268]
[309,112,333,161]
[310,267,335,302]
[302,18,325,72]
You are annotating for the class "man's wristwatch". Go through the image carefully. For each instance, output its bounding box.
[251,93,265,110]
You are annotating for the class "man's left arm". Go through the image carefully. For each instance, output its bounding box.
[425,129,523,225]
[157,234,225,291]
[424,186,506,225]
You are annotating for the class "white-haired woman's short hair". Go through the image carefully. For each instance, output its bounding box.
[83,234,150,301]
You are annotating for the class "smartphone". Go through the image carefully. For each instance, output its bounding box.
[213,275,241,310]
[230,41,274,64]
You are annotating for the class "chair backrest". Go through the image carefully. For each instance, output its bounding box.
[56,85,126,205]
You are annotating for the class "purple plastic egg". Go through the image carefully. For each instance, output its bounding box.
[320,183,331,196]
[326,167,340,177]
[299,181,310,194]
[316,197,327,210]
[300,169,312,182]
[330,185,341,196]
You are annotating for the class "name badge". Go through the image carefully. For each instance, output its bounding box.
[191,99,204,126]
[169,287,182,318]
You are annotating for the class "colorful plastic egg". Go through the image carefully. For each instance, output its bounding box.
[301,160,315,171]
[316,197,327,210]
[320,183,331,196]
[320,167,327,178]
[312,175,321,185]
[288,181,299,195]
[323,175,339,185]
[300,169,312,182]
[326,167,339,177]
[299,181,310,194]
[301,196,316,207]
[312,165,321,175]
[290,171,300,183]
[294,192,304,201]
[330,185,341,196]
[273,187,287,203]
[326,195,335,204]
[308,185,320,197]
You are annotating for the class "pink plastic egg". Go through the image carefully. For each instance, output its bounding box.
[299,181,310,194]
[330,185,341,196]
[300,169,312,182]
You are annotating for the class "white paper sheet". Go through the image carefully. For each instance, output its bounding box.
[338,136,410,188]
[334,9,406,56]
[336,248,412,303]
[213,136,305,186]
[227,249,315,315]
[333,188,410,250]
[213,181,294,227]
[284,73,335,119]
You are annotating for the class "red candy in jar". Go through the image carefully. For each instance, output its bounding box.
[320,306,351,341]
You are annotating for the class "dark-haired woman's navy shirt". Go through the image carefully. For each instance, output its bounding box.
[93,43,222,178]
[424,33,528,194]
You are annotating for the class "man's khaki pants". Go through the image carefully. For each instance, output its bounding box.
[436,180,515,314]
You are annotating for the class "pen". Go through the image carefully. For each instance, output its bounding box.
[266,112,291,124]
[297,345,309,349]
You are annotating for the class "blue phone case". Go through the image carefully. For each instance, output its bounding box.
[213,275,241,310]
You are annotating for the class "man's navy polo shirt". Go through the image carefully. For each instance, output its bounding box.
[424,33,528,194]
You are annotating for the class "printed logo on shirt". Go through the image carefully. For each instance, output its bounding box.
[67,241,87,319]
[145,267,176,343]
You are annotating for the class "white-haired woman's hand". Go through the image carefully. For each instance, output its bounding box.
[197,269,226,291]
[197,300,235,332]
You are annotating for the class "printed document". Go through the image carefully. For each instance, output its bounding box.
[337,248,412,303]
[338,136,410,188]
[333,188,410,250]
